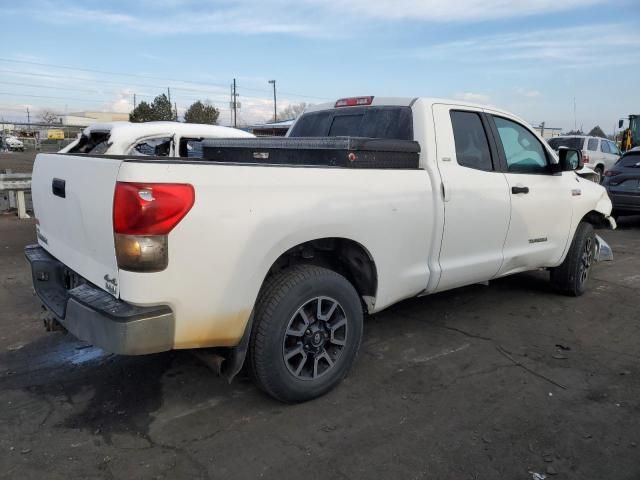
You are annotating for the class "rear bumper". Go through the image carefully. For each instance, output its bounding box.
[24,244,175,355]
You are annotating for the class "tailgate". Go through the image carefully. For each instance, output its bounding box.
[32,153,123,297]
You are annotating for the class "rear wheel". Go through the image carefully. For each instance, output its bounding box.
[550,222,595,296]
[249,265,363,403]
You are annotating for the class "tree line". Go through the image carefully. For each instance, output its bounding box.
[130,93,220,125]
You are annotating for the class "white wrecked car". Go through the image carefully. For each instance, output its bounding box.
[60,121,254,157]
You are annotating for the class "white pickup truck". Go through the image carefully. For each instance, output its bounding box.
[26,96,615,403]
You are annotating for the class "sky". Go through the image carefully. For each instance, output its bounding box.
[0,0,639,132]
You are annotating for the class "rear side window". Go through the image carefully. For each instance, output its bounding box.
[130,137,172,156]
[289,106,413,141]
[587,138,599,151]
[600,141,610,153]
[450,111,493,171]
[547,137,584,150]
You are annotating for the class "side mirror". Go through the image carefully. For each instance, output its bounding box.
[558,147,583,171]
[618,119,624,129]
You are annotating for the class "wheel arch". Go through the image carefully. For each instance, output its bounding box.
[581,209,612,229]
[260,237,379,312]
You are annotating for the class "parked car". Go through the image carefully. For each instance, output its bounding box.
[3,135,25,152]
[26,96,615,403]
[603,149,640,219]
[59,121,254,156]
[548,135,621,182]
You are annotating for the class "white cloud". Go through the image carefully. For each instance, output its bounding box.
[454,92,491,104]
[516,88,541,98]
[10,0,612,38]
[319,0,605,22]
[403,24,640,68]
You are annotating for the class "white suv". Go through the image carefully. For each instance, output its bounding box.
[548,136,621,182]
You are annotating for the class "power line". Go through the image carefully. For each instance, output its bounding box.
[0,91,132,105]
[0,58,330,101]
[0,80,102,94]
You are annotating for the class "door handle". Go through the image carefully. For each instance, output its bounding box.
[511,186,529,194]
[52,178,66,198]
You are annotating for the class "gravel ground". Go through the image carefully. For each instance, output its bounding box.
[0,215,639,479]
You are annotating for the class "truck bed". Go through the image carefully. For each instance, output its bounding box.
[201,136,421,169]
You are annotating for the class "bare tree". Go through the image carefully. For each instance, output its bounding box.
[39,109,59,124]
[270,102,308,122]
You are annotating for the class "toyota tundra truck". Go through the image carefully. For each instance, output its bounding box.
[25,96,615,403]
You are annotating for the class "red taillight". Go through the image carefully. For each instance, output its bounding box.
[335,96,374,107]
[113,182,195,235]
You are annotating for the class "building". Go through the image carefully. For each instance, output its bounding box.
[532,124,563,139]
[60,111,129,127]
[250,119,295,136]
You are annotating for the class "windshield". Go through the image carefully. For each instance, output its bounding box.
[289,106,413,141]
[618,152,640,167]
[630,116,640,140]
[547,137,583,150]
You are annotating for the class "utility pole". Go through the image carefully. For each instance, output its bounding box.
[167,87,171,104]
[540,121,545,138]
[174,102,178,121]
[268,79,277,123]
[133,93,137,109]
[233,78,237,128]
[26,107,30,131]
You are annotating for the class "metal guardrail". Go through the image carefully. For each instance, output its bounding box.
[0,172,31,219]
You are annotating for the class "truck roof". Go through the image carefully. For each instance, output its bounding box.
[304,96,523,121]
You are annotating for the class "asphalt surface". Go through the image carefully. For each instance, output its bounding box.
[1,214,639,479]
[0,152,39,174]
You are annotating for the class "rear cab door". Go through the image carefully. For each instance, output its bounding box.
[432,104,511,291]
[484,112,574,275]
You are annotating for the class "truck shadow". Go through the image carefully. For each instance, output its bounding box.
[0,333,243,444]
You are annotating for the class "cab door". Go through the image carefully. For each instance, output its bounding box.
[486,113,574,275]
[432,104,511,292]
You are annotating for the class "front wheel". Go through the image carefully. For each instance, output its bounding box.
[249,265,363,403]
[594,166,604,184]
[550,222,595,296]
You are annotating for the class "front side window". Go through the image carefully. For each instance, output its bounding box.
[493,116,548,174]
[588,138,599,151]
[600,141,610,153]
[450,111,493,171]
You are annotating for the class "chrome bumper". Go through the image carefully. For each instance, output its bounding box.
[594,235,613,262]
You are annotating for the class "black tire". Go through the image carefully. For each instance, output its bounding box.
[550,222,596,296]
[249,265,363,403]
